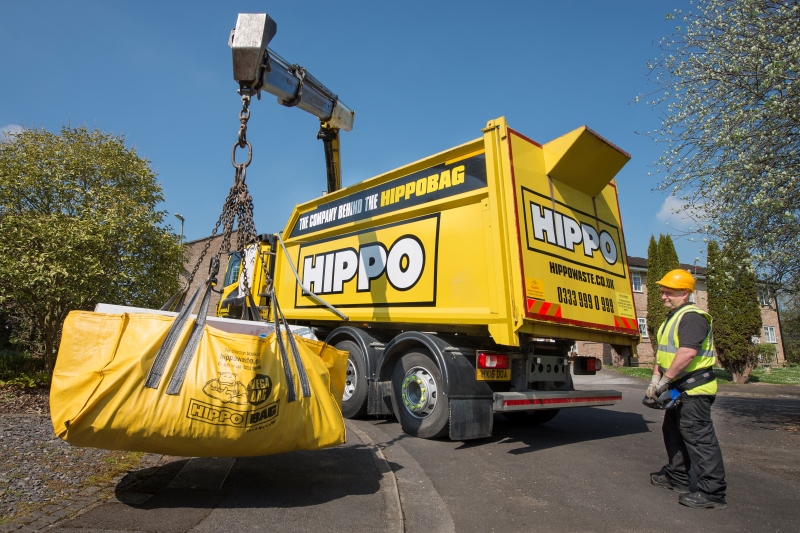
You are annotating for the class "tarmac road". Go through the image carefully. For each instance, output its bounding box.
[40,371,800,533]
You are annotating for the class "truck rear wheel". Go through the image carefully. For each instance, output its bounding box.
[391,350,449,439]
[503,409,561,426]
[336,340,369,419]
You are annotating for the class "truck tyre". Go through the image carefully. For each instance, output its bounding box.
[390,350,449,439]
[503,409,560,426]
[336,340,369,419]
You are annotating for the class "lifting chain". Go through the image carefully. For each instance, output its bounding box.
[186,94,259,293]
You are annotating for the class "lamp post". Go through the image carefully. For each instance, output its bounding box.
[174,213,185,245]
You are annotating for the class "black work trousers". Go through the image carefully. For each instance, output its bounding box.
[662,394,727,501]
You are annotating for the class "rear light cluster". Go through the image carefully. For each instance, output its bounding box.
[586,358,602,372]
[477,352,509,369]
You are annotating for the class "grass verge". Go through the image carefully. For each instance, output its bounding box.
[610,365,800,385]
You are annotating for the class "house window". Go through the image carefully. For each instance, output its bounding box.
[759,289,770,306]
[638,317,648,338]
[632,272,642,292]
[764,326,777,343]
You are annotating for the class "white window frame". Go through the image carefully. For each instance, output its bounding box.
[638,317,648,338]
[759,289,770,307]
[632,272,643,293]
[764,326,777,343]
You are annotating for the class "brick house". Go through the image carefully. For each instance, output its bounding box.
[576,256,786,367]
[179,232,241,315]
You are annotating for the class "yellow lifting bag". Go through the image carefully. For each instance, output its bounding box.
[50,310,348,457]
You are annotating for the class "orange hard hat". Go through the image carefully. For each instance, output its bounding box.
[656,269,695,292]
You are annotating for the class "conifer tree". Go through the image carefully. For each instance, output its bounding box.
[646,235,662,351]
[646,234,682,351]
[706,240,763,383]
[658,234,680,272]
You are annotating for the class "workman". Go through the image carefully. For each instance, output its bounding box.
[646,268,727,509]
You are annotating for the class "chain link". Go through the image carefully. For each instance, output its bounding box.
[186,95,260,293]
[238,96,251,147]
[231,95,253,168]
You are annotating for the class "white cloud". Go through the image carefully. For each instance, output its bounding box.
[1,124,23,142]
[656,196,694,230]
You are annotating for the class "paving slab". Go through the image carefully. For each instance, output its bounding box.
[47,421,400,533]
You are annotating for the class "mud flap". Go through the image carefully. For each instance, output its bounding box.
[368,380,393,415]
[449,398,493,440]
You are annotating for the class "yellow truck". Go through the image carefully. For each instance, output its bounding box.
[216,116,640,441]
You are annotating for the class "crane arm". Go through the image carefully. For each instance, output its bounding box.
[229,14,353,192]
[230,14,354,132]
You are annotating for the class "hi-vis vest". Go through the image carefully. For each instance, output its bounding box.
[656,304,717,396]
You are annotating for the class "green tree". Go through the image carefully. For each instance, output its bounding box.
[658,234,680,273]
[0,126,184,374]
[780,297,800,365]
[706,240,763,383]
[646,235,663,351]
[646,234,681,350]
[645,0,800,294]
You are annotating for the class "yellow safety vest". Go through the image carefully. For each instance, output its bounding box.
[656,304,717,396]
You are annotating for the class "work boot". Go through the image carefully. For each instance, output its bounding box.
[679,492,727,509]
[650,473,690,494]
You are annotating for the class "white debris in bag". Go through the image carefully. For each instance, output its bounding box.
[94,304,317,340]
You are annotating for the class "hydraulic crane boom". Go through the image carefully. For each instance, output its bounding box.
[229,13,354,193]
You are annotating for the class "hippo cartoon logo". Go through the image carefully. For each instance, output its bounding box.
[202,372,247,404]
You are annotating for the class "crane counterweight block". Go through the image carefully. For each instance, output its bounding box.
[230,13,277,88]
[229,12,354,132]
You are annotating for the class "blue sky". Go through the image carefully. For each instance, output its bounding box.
[0,0,708,266]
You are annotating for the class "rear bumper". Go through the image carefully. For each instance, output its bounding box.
[493,389,622,412]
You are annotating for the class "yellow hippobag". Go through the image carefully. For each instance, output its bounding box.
[50,295,347,457]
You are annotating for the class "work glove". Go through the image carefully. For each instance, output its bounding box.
[645,374,661,400]
[654,375,671,396]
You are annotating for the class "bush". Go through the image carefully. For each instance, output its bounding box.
[0,348,48,388]
[785,341,800,367]
[756,343,777,365]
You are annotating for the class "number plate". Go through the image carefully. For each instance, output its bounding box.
[476,369,511,381]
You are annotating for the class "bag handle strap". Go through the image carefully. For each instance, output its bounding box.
[272,293,297,403]
[165,279,215,395]
[242,291,262,322]
[274,291,311,399]
[145,281,206,389]
[146,258,219,390]
[160,288,188,312]
[146,274,311,401]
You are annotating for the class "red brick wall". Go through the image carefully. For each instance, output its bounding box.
[758,301,785,364]
[180,232,238,316]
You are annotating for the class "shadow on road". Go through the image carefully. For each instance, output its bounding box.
[110,445,384,511]
[715,396,800,432]
[455,407,652,454]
